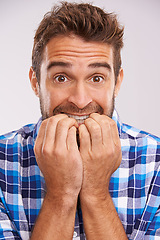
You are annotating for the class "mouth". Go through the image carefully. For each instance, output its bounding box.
[65,113,90,125]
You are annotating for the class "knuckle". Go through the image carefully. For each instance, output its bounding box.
[57,118,68,128]
[101,118,108,126]
[57,119,66,128]
[41,144,51,157]
[110,119,117,128]
[92,126,101,138]
[41,118,48,128]
[103,143,114,157]
[90,122,100,132]
[48,116,56,125]
[116,142,122,152]
[90,112,98,118]
[34,143,40,156]
[108,147,114,157]
[92,151,101,160]
[54,146,64,158]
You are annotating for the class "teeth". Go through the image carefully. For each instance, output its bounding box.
[66,114,89,120]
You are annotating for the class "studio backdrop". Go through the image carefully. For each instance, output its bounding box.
[0,0,160,137]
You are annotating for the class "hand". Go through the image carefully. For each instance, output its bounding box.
[79,113,122,200]
[34,114,83,201]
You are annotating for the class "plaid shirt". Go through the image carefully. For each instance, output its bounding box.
[0,110,160,240]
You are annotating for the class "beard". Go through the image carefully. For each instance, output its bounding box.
[39,96,115,121]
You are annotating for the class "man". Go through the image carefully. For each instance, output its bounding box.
[0,2,160,239]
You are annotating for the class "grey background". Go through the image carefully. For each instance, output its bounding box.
[0,0,160,136]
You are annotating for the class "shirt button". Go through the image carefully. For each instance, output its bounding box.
[73,231,78,237]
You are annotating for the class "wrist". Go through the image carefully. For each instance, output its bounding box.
[45,191,79,213]
[80,191,118,227]
[79,191,127,240]
[80,187,110,203]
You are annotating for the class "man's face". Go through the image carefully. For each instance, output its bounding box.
[35,35,122,123]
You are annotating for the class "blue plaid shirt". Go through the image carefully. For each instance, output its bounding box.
[0,110,160,239]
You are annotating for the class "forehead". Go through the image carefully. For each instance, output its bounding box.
[42,35,114,65]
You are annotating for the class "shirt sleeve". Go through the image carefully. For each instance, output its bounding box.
[129,163,160,240]
[144,206,160,239]
[127,205,160,240]
[0,200,22,239]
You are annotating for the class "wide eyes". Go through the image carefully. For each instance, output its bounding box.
[54,75,104,84]
[91,76,104,83]
[55,75,68,83]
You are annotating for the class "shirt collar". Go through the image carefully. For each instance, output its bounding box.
[112,109,122,137]
[33,117,42,142]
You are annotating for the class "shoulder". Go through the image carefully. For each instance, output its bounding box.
[113,110,160,147]
[0,123,35,139]
[0,123,36,142]
[0,123,37,157]
[122,122,159,139]
[121,122,160,143]
[120,123,160,164]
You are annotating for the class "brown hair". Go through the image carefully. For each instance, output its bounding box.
[32,1,124,83]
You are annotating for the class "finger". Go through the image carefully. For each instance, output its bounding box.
[34,119,48,156]
[67,126,78,151]
[110,120,121,147]
[90,113,120,148]
[83,117,102,149]
[90,113,112,145]
[54,117,78,149]
[79,123,91,152]
[43,114,69,148]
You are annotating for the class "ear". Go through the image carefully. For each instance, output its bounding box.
[114,68,123,98]
[29,67,40,97]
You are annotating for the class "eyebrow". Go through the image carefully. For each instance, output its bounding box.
[88,62,111,71]
[47,61,72,70]
[47,61,111,71]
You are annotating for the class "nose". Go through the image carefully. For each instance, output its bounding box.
[68,82,92,109]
